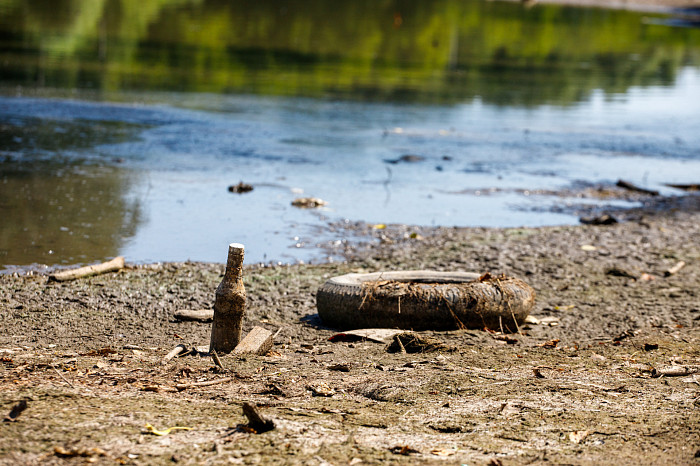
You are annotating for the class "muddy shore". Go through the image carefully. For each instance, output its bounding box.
[1,188,698,465]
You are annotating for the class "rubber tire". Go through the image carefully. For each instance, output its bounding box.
[316,270,535,332]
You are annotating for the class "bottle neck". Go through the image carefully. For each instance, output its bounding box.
[223,245,244,282]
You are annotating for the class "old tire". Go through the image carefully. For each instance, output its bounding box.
[316,270,535,332]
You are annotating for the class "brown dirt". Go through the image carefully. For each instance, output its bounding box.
[1,193,699,465]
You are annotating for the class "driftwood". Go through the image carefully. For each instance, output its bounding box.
[616,179,659,196]
[173,309,214,322]
[48,257,125,282]
[664,261,686,277]
[163,344,187,363]
[652,365,699,378]
[233,326,274,355]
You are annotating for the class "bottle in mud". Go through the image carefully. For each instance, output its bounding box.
[209,243,246,354]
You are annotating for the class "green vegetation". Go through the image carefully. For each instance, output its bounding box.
[0,0,699,105]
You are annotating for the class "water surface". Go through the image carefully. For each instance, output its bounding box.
[1,0,699,267]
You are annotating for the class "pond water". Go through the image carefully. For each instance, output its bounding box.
[1,0,699,268]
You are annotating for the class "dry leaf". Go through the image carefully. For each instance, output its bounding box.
[144,423,192,436]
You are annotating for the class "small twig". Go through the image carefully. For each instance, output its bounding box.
[51,363,74,389]
[176,377,233,391]
[211,350,225,371]
[396,336,406,354]
[496,278,522,336]
[664,261,686,277]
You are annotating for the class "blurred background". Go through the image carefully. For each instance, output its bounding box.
[1,0,699,268]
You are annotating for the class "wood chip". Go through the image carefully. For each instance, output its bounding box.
[233,326,274,356]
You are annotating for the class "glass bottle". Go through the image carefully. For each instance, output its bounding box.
[209,243,246,353]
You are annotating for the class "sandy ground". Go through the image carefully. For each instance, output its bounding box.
[1,185,699,465]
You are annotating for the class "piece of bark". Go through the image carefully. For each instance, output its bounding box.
[652,365,699,378]
[616,179,659,196]
[173,309,214,322]
[242,403,275,433]
[233,326,274,355]
[48,256,125,282]
[664,261,686,277]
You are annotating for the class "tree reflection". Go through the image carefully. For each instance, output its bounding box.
[0,0,698,105]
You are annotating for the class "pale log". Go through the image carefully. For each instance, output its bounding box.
[174,309,214,322]
[48,256,125,282]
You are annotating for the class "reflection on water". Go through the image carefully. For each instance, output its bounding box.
[0,160,142,266]
[0,0,699,268]
[1,0,699,104]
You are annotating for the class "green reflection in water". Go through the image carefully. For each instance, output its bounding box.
[0,0,698,105]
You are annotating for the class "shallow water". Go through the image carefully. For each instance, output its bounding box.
[1,0,699,268]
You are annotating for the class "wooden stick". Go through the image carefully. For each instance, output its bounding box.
[48,257,125,282]
[176,377,232,391]
[616,179,659,196]
[664,261,686,277]
[652,365,699,378]
[163,344,187,363]
[173,309,214,322]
